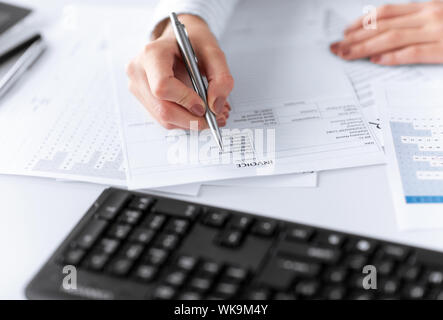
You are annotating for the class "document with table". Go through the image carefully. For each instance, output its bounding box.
[376,83,443,230]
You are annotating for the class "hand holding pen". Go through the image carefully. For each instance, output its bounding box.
[126,14,233,132]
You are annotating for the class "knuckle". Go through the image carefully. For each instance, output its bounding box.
[125,61,137,77]
[127,81,137,94]
[219,74,234,91]
[204,46,226,60]
[151,77,170,99]
[386,30,401,42]
[156,103,172,122]
[378,4,394,16]
[408,46,422,59]
[143,42,157,55]
[176,89,192,107]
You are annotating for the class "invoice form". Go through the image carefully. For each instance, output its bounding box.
[110,14,384,189]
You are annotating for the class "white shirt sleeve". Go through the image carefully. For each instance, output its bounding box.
[149,0,238,40]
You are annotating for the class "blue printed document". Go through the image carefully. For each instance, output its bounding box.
[376,83,443,230]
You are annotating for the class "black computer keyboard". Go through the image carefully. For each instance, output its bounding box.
[26,188,443,300]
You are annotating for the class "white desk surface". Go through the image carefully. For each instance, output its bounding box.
[2,0,443,300]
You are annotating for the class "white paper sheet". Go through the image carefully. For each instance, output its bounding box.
[376,82,443,230]
[0,5,204,196]
[109,13,384,189]
[206,172,317,188]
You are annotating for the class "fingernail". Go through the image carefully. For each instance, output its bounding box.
[340,46,351,58]
[214,97,225,114]
[216,117,226,127]
[330,42,340,54]
[191,104,205,117]
[371,55,381,63]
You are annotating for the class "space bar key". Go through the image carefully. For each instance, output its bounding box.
[276,241,340,264]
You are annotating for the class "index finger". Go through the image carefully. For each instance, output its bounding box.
[198,46,234,115]
[143,43,207,117]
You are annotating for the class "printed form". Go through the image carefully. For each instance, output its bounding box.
[376,83,443,230]
[0,9,202,196]
[111,21,384,189]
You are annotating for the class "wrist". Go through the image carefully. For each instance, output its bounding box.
[154,14,209,40]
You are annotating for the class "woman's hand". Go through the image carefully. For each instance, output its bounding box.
[330,1,443,65]
[126,14,234,130]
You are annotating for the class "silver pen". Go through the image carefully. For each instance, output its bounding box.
[169,12,224,151]
[0,34,46,99]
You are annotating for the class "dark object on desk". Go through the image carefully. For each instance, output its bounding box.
[0,1,31,35]
[0,2,45,99]
[26,188,443,300]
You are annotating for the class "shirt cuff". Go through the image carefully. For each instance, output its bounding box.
[148,0,238,41]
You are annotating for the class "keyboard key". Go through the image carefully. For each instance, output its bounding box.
[75,219,108,249]
[316,233,345,247]
[257,256,319,291]
[399,265,421,281]
[63,248,85,265]
[218,230,243,248]
[225,266,248,282]
[118,209,142,225]
[134,265,157,282]
[177,255,198,271]
[215,282,239,298]
[349,274,366,290]
[274,292,296,300]
[403,284,426,299]
[229,215,253,230]
[379,278,400,295]
[295,280,320,298]
[145,248,168,266]
[322,286,346,300]
[203,211,229,228]
[152,285,175,300]
[98,238,120,255]
[349,238,376,255]
[426,270,443,286]
[199,261,221,277]
[155,233,179,250]
[344,254,367,271]
[108,224,131,240]
[129,228,155,244]
[85,253,109,271]
[252,220,277,237]
[122,243,144,260]
[349,290,375,300]
[324,267,348,283]
[380,244,409,261]
[286,226,314,242]
[144,214,166,230]
[245,288,270,300]
[165,219,189,235]
[128,196,153,211]
[164,270,187,287]
[189,277,212,292]
[277,241,340,264]
[373,259,395,276]
[109,258,133,276]
[152,200,199,219]
[178,291,202,300]
[96,191,130,220]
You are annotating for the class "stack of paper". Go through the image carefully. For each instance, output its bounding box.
[3,1,441,209]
